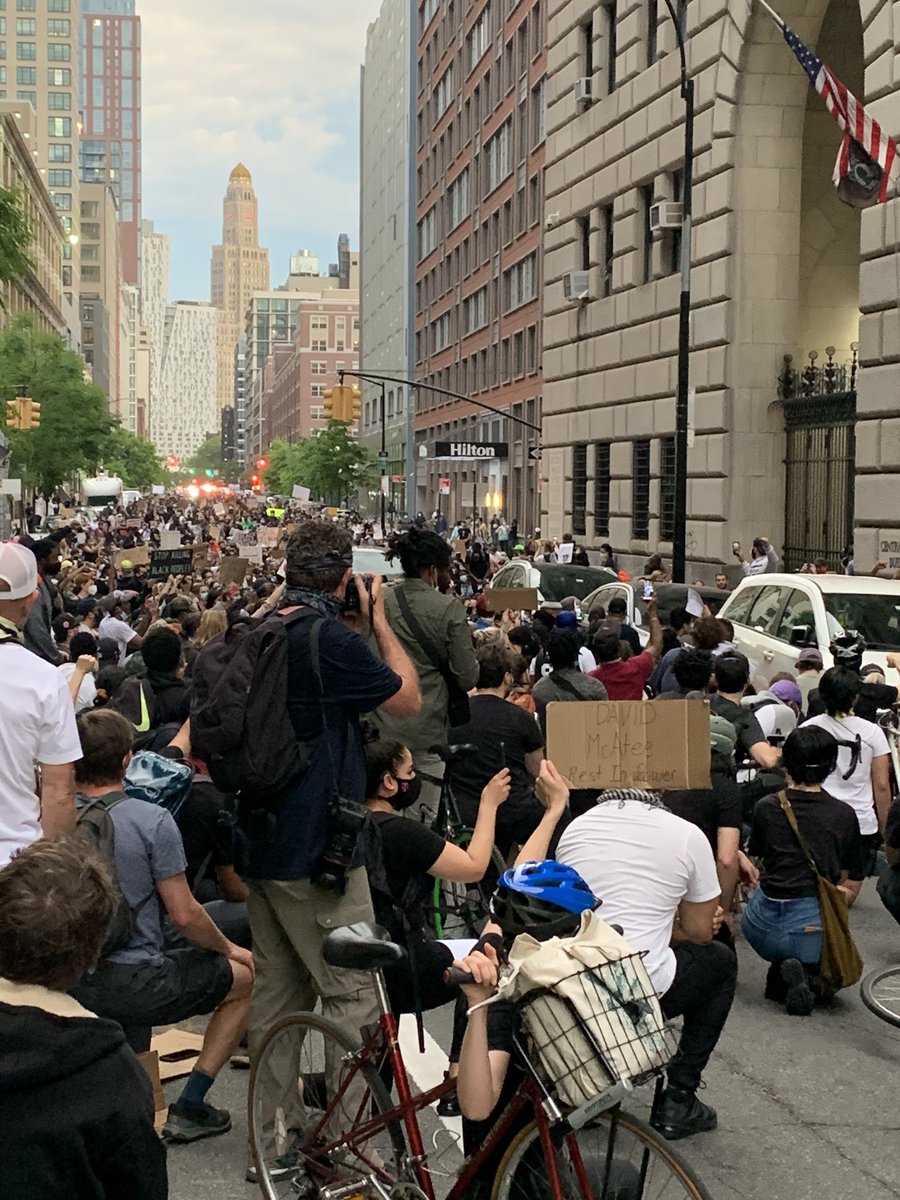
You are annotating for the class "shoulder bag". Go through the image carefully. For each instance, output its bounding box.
[395,589,470,726]
[777,790,863,991]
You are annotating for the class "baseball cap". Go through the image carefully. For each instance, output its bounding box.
[796,647,823,669]
[0,541,38,600]
[769,678,802,708]
[119,559,133,571]
[555,610,578,629]
[97,637,119,664]
[710,714,737,757]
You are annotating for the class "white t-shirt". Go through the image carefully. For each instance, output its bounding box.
[58,661,98,713]
[0,643,82,867]
[803,713,890,835]
[557,799,721,995]
[98,614,137,665]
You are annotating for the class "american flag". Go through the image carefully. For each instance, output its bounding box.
[782,20,898,205]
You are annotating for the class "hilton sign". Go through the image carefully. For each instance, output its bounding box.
[427,442,508,459]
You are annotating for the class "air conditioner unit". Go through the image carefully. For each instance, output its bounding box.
[563,270,592,303]
[649,201,683,231]
[573,77,593,106]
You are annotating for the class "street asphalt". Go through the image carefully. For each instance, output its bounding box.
[165,882,900,1200]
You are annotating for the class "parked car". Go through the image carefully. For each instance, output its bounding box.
[716,573,900,683]
[581,581,732,646]
[486,560,619,607]
[352,546,404,579]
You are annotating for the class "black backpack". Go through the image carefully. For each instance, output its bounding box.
[75,791,149,956]
[190,609,325,803]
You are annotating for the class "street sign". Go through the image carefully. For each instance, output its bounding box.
[432,441,507,459]
[528,446,542,461]
[377,450,389,463]
[438,477,451,495]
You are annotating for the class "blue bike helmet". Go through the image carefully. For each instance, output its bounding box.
[490,861,599,941]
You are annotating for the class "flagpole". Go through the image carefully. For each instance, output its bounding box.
[755,0,785,28]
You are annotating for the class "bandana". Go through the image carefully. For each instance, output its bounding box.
[282,586,344,618]
[596,788,668,810]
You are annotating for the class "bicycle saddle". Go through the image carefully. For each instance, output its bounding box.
[322,922,407,971]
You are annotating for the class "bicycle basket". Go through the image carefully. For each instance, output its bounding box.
[514,955,676,1109]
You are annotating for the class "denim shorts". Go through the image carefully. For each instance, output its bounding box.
[741,889,822,965]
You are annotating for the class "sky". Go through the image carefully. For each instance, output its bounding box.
[141,0,382,302]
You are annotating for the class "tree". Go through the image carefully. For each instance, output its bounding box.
[264,423,377,504]
[186,433,228,478]
[0,315,114,497]
[99,426,163,490]
[0,187,33,302]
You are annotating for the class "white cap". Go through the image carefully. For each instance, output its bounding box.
[0,542,38,600]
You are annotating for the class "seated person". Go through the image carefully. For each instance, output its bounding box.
[588,594,663,700]
[654,649,713,701]
[363,728,510,1015]
[111,625,191,748]
[710,653,781,770]
[1,836,167,1200]
[69,708,254,1143]
[744,726,864,1014]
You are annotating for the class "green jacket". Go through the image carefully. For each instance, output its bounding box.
[374,577,479,754]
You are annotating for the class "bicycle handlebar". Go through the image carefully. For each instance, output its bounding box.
[443,932,504,987]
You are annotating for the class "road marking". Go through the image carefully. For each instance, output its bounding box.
[398,1014,463,1146]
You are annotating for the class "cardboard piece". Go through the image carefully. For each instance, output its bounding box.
[191,544,210,570]
[150,1028,205,1083]
[116,546,149,569]
[214,502,226,517]
[258,526,281,546]
[292,484,311,502]
[208,524,221,541]
[234,529,258,547]
[151,484,165,495]
[159,530,182,550]
[137,1050,167,1133]
[148,547,194,578]
[219,556,249,587]
[482,587,539,613]
[243,543,264,565]
[453,538,467,559]
[558,542,574,564]
[546,700,712,792]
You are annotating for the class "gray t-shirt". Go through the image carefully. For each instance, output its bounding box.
[85,794,187,966]
[532,667,608,738]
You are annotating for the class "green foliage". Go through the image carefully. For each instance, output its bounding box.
[264,423,377,504]
[99,426,163,490]
[0,315,114,497]
[0,187,33,302]
[186,434,228,478]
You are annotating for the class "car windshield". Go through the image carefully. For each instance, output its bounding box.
[823,593,900,651]
[535,565,617,601]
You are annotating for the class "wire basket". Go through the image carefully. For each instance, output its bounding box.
[514,954,676,1110]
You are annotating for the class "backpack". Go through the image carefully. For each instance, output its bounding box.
[123,750,193,818]
[190,608,325,803]
[75,791,150,956]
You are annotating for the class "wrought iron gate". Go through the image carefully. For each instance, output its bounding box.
[777,347,857,569]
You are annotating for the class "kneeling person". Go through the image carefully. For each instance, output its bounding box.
[69,709,254,1142]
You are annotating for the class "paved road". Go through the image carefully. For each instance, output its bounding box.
[166,885,900,1199]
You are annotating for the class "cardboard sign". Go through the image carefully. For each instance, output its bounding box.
[292,484,311,502]
[234,529,257,548]
[191,544,210,570]
[453,539,467,559]
[214,502,226,517]
[148,547,194,577]
[219,556,249,587]
[151,484,165,495]
[115,546,149,569]
[481,587,539,613]
[159,530,182,550]
[208,524,221,541]
[558,542,574,564]
[244,543,264,564]
[125,518,141,529]
[259,526,281,546]
[546,700,712,791]
[0,478,22,498]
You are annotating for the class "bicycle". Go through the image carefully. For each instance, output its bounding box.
[248,922,712,1200]
[860,965,900,1028]
[423,744,508,940]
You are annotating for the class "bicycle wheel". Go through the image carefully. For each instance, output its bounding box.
[860,965,900,1029]
[492,1111,712,1200]
[248,1012,406,1200]
[432,836,507,939]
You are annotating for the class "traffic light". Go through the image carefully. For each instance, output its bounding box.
[4,398,23,429]
[205,469,215,478]
[256,456,269,471]
[24,398,40,428]
[322,385,356,422]
[323,387,335,420]
[3,397,38,429]
[349,384,361,422]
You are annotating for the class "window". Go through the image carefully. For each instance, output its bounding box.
[775,589,816,642]
[503,252,537,311]
[605,0,617,93]
[47,67,69,84]
[421,0,438,30]
[14,63,31,82]
[468,9,490,71]
[16,41,35,59]
[632,440,651,539]
[14,17,34,33]
[659,435,676,541]
[463,286,487,333]
[746,586,789,637]
[16,0,36,9]
[14,88,33,105]
[48,168,70,187]
[530,79,545,146]
[436,63,454,117]
[600,204,614,296]
[448,167,469,228]
[594,443,611,536]
[47,18,69,35]
[48,142,70,161]
[485,121,511,193]
[647,0,658,64]
[433,312,451,352]
[722,585,760,627]
[581,18,593,80]
[640,184,653,284]
[576,213,590,272]
[81,265,100,283]
[418,206,436,259]
[311,361,327,375]
[48,0,71,10]
[47,43,69,60]
[572,444,588,535]
[48,91,69,109]
[311,339,326,352]
[670,170,683,275]
[48,116,70,136]
[53,192,72,211]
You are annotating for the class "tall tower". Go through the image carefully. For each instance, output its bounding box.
[211,164,269,413]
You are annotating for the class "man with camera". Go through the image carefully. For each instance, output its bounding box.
[240,521,420,1159]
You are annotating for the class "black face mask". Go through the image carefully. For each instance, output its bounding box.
[392,774,422,811]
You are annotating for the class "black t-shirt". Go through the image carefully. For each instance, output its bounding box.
[449,694,544,815]
[176,778,234,898]
[749,787,865,899]
[884,798,900,850]
[665,754,743,857]
[709,694,766,759]
[367,810,445,940]
[462,1000,528,1176]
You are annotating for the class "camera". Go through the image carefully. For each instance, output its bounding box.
[310,795,368,893]
[343,574,372,614]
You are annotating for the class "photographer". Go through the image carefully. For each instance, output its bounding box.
[241,522,420,1101]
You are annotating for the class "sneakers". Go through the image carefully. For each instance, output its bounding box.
[781,958,815,1016]
[245,1149,302,1185]
[650,1088,717,1140]
[162,1099,231,1142]
[764,960,788,1002]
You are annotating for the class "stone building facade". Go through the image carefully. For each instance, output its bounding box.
[541,0,900,578]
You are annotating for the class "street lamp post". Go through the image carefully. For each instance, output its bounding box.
[380,381,387,535]
[662,0,693,584]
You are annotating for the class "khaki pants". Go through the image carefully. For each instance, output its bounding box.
[248,868,380,1154]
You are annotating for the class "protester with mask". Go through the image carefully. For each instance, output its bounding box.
[362,727,510,1014]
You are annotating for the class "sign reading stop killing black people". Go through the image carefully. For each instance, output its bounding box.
[148,548,194,578]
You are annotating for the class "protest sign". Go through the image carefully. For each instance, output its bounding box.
[481,588,539,613]
[258,526,280,546]
[219,557,249,587]
[191,545,210,570]
[148,548,194,578]
[115,546,149,569]
[558,542,574,564]
[292,484,311,502]
[159,530,182,550]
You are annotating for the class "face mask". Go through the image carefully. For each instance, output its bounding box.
[87,584,97,595]
[392,774,422,811]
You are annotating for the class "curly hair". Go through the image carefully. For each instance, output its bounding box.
[0,837,115,990]
[385,527,451,577]
[285,520,353,592]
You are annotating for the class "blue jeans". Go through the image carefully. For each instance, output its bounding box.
[741,890,822,965]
